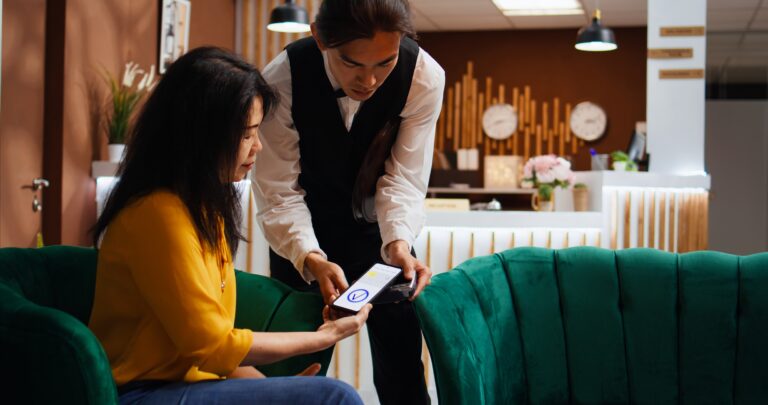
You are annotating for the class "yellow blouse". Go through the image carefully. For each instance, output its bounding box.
[89,191,253,385]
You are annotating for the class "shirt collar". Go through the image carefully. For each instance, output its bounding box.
[321,50,342,93]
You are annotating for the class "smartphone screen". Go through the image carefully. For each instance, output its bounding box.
[332,263,402,313]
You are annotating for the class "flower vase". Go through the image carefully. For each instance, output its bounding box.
[531,191,555,212]
[573,188,589,211]
[108,144,126,163]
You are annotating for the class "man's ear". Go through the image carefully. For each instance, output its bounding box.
[310,23,327,51]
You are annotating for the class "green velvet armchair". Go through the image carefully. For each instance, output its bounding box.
[415,247,768,405]
[0,245,332,405]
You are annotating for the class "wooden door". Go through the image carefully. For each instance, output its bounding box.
[0,0,47,247]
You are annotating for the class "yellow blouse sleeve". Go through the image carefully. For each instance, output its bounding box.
[117,192,253,376]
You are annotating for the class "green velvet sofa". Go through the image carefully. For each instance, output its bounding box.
[414,247,768,405]
[0,245,332,404]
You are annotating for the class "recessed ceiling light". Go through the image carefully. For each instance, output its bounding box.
[492,0,584,16]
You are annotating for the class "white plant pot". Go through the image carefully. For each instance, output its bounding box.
[108,144,126,163]
[612,161,627,171]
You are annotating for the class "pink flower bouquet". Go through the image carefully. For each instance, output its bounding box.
[521,155,574,201]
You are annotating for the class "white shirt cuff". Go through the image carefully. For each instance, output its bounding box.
[380,231,414,264]
[294,249,326,284]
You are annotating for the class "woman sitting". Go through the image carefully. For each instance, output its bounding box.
[89,47,369,404]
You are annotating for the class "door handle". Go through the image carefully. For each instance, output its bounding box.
[32,178,50,191]
[22,178,50,191]
[22,178,50,213]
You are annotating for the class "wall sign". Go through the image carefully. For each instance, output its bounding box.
[648,48,694,59]
[659,69,705,79]
[660,26,705,37]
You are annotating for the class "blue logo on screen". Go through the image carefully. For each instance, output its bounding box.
[347,289,369,303]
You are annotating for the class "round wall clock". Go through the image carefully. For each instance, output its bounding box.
[482,103,518,140]
[569,101,607,141]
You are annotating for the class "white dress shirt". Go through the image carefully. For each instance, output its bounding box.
[253,45,445,282]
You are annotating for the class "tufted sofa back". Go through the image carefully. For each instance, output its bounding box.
[415,247,768,405]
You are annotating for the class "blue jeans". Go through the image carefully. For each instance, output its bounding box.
[118,377,362,405]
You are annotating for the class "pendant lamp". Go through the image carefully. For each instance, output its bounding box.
[575,9,617,52]
[267,0,311,33]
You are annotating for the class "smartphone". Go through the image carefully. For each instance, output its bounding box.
[331,263,402,314]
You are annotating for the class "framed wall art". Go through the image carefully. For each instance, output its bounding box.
[159,0,191,74]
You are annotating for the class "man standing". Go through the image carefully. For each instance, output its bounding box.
[254,1,444,403]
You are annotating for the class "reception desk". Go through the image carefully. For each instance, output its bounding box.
[92,164,710,403]
[417,171,711,275]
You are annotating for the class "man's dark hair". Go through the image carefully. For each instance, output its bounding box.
[315,0,416,48]
[93,47,277,257]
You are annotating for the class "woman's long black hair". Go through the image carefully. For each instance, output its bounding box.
[93,47,277,257]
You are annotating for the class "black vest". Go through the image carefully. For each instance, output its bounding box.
[269,36,419,284]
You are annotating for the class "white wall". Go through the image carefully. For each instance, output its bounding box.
[646,0,707,175]
[705,100,768,254]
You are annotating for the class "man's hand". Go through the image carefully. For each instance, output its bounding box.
[306,253,349,305]
[385,240,432,300]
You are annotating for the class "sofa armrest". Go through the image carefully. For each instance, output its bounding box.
[0,284,118,405]
[414,271,488,405]
[234,271,333,376]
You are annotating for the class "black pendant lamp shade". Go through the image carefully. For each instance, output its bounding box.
[268,0,311,33]
[575,9,617,52]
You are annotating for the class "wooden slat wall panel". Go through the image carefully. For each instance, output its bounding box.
[649,191,656,248]
[605,188,708,252]
[237,0,318,68]
[432,63,580,164]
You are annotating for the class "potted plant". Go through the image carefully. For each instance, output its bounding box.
[610,150,638,172]
[573,182,589,211]
[521,154,574,212]
[104,62,156,162]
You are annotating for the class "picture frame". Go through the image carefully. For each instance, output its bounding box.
[158,0,191,74]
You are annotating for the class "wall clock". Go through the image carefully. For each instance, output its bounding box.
[482,103,518,140]
[569,101,607,141]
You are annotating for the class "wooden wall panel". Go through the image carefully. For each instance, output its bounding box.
[418,28,647,171]
[238,0,317,68]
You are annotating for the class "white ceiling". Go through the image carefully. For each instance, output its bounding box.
[411,0,768,83]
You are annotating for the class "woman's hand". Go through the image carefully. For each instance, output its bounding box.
[296,362,322,376]
[227,366,267,379]
[229,363,322,379]
[306,253,349,305]
[316,303,372,347]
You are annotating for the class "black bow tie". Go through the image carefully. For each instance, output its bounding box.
[334,88,347,98]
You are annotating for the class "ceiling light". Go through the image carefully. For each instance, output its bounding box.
[575,9,618,52]
[492,0,584,16]
[268,0,311,33]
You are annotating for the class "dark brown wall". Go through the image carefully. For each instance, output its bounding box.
[2,0,237,246]
[188,0,236,51]
[0,0,47,247]
[55,0,159,245]
[57,0,236,246]
[418,27,647,171]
